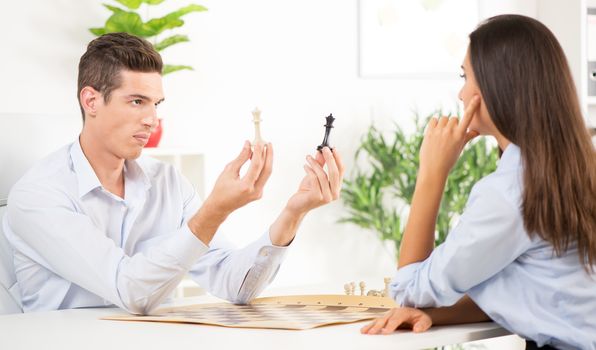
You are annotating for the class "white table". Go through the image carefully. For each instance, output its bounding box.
[0,294,511,350]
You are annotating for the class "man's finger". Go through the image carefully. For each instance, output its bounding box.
[315,150,325,166]
[307,155,332,202]
[242,143,266,184]
[459,95,480,133]
[333,149,345,178]
[321,147,340,199]
[254,143,274,191]
[227,141,252,174]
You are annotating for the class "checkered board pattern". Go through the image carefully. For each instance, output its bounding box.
[103,295,397,330]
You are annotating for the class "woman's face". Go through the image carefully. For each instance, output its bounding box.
[458,49,496,136]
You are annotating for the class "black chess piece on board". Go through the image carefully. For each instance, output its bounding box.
[317,113,335,151]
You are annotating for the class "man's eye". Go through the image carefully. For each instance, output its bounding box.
[459,73,466,79]
[132,99,142,105]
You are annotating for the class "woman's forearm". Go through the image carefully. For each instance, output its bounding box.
[423,295,490,325]
[398,172,447,267]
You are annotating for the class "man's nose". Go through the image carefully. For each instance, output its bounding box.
[141,109,159,129]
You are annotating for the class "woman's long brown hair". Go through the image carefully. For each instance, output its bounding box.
[469,15,596,272]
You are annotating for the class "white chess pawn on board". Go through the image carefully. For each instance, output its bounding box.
[251,107,265,146]
[350,282,356,296]
[359,281,366,296]
[383,277,391,297]
[344,283,351,296]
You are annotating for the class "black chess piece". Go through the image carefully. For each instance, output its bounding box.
[317,113,335,151]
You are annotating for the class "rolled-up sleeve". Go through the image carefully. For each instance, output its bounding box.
[389,183,533,308]
[188,230,288,304]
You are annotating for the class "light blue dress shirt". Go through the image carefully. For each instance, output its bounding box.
[390,144,595,350]
[2,140,287,314]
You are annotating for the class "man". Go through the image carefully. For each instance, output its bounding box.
[2,33,344,314]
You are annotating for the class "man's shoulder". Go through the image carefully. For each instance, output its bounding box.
[9,144,75,199]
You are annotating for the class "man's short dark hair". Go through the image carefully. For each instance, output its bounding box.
[77,32,163,121]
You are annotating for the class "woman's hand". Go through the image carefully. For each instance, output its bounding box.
[419,95,481,179]
[360,307,433,335]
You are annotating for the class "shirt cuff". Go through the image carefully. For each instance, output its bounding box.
[251,230,289,264]
[389,262,421,305]
[234,230,289,303]
[161,223,210,269]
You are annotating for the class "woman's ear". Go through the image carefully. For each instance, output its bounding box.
[80,86,100,119]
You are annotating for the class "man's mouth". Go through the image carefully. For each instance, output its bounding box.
[133,133,150,144]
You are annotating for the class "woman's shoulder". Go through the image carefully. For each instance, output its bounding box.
[470,167,524,209]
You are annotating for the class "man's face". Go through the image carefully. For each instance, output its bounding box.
[89,70,164,160]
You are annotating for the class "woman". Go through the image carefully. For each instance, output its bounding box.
[361,15,596,350]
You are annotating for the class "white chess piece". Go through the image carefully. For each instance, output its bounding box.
[344,283,351,295]
[251,107,264,146]
[359,281,366,296]
[383,277,391,297]
[349,282,356,296]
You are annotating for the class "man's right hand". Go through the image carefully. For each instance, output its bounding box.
[208,141,273,213]
[188,141,273,244]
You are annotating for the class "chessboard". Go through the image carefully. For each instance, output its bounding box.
[103,294,397,330]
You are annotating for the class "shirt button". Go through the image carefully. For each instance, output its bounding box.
[260,249,269,257]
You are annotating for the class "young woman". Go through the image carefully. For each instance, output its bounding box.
[361,15,596,350]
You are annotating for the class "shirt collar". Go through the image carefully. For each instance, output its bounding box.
[69,138,151,199]
[497,143,522,172]
[70,138,102,198]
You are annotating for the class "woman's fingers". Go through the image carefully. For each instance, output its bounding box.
[412,316,433,333]
[361,308,433,335]
[458,95,481,134]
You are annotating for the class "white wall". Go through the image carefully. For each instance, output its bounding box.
[2,0,565,291]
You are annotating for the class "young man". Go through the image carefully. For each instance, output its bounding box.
[2,33,344,314]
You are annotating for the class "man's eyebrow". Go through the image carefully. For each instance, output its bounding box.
[126,94,165,104]
[461,65,466,71]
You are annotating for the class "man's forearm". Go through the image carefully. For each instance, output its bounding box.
[423,295,490,325]
[269,207,306,246]
[398,173,447,267]
[187,199,230,245]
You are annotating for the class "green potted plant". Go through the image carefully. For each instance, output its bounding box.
[340,114,499,256]
[89,0,207,147]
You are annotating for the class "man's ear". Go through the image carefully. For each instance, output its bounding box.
[80,86,100,119]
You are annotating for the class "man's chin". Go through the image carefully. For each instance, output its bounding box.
[122,147,144,160]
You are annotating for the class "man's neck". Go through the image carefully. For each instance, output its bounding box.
[79,131,126,199]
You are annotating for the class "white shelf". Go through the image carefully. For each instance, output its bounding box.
[141,148,206,200]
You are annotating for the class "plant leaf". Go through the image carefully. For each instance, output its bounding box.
[114,0,165,10]
[145,4,207,36]
[154,34,190,51]
[162,64,193,75]
[89,27,106,36]
[102,9,156,37]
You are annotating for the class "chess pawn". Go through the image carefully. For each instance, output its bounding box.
[251,107,265,146]
[344,283,351,296]
[349,281,356,296]
[382,277,391,297]
[359,281,366,296]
